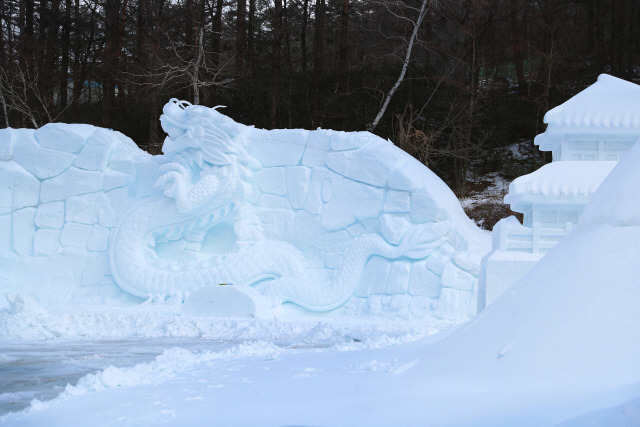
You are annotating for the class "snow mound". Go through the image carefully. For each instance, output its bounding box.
[407,139,640,416]
[579,138,640,227]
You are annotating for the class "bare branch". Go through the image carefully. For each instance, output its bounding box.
[367,0,430,132]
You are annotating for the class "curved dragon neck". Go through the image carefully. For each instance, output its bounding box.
[174,173,233,213]
[110,184,244,297]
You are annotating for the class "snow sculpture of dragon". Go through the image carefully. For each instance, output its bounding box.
[109,99,444,313]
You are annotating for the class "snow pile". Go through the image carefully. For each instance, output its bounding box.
[25,342,282,414]
[403,140,640,420]
[558,398,640,426]
[0,294,450,344]
[579,142,640,227]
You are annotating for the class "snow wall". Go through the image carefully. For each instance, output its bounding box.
[0,100,489,319]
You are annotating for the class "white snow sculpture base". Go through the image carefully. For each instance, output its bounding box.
[181,285,266,317]
[0,100,490,319]
[479,250,543,310]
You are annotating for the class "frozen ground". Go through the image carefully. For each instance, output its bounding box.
[0,338,234,415]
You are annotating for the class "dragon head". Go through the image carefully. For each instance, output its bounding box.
[156,99,260,210]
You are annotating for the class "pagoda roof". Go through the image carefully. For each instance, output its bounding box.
[545,74,640,128]
[505,161,617,212]
[535,75,640,150]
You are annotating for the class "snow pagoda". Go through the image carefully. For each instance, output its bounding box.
[479,74,640,309]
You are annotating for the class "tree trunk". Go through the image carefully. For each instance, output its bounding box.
[23,0,34,71]
[45,0,61,106]
[136,0,149,59]
[0,72,9,128]
[312,0,325,127]
[0,1,8,127]
[192,30,204,105]
[610,0,632,78]
[211,0,223,65]
[509,0,525,89]
[59,0,72,108]
[185,0,194,45]
[339,0,349,69]
[103,0,122,127]
[37,0,50,103]
[236,0,247,72]
[367,0,428,132]
[197,0,206,35]
[72,0,82,104]
[270,0,283,128]
[248,0,255,69]
[0,1,4,72]
[283,0,292,74]
[301,0,308,70]
[538,0,553,120]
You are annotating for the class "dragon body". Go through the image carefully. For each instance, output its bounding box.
[109,99,449,313]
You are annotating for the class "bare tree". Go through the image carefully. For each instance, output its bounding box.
[125,29,234,106]
[0,64,71,127]
[312,0,325,127]
[367,0,430,132]
[236,0,247,72]
[0,73,9,127]
[271,0,283,127]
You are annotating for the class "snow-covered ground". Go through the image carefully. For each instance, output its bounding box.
[0,309,460,422]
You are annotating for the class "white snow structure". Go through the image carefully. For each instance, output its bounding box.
[5,138,640,426]
[0,100,489,319]
[480,74,640,309]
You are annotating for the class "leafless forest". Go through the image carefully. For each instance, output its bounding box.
[1,0,639,194]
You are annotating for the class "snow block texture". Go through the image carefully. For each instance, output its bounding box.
[0,125,154,304]
[1,100,490,319]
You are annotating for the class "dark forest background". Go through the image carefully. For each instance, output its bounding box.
[1,0,639,196]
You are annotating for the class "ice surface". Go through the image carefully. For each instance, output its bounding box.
[0,124,149,307]
[0,162,40,214]
[0,99,489,319]
[35,123,93,153]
